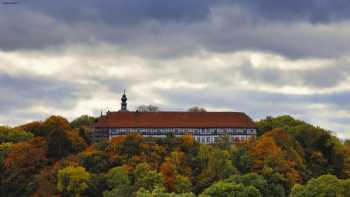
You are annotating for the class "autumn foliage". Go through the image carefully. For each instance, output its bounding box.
[1,114,350,197]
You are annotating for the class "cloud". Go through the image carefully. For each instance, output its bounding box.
[0,72,83,124]
[237,63,349,89]
[0,1,350,138]
[21,0,216,25]
[234,0,350,23]
[2,2,350,59]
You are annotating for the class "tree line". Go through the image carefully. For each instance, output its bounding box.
[0,114,350,196]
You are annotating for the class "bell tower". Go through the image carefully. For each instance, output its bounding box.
[120,89,128,112]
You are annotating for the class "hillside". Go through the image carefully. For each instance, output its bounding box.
[0,115,350,197]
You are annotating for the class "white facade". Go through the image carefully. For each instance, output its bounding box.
[95,127,257,144]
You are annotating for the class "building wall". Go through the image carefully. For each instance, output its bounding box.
[94,127,257,144]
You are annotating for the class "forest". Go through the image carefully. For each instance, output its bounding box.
[1,114,350,197]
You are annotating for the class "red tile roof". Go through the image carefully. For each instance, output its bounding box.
[94,112,257,128]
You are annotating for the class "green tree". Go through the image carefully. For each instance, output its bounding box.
[117,133,143,158]
[70,115,96,129]
[0,143,12,167]
[225,173,268,197]
[134,163,163,192]
[289,174,350,197]
[174,175,192,193]
[230,146,252,173]
[199,181,261,197]
[0,126,33,143]
[187,106,207,112]
[136,105,160,112]
[81,150,110,173]
[57,166,91,197]
[195,145,238,192]
[48,127,73,160]
[137,186,195,197]
[70,115,96,144]
[260,167,286,197]
[103,166,132,196]
[215,133,232,150]
[85,174,108,197]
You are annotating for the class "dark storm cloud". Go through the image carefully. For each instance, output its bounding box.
[17,0,350,24]
[2,1,350,59]
[20,0,216,24]
[0,73,80,111]
[1,0,350,136]
[0,0,218,51]
[235,0,350,23]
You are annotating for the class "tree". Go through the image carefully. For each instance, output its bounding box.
[194,145,238,193]
[160,159,177,191]
[260,167,286,197]
[249,128,305,190]
[174,175,192,193]
[57,166,91,197]
[2,137,47,196]
[290,174,349,197]
[70,115,96,129]
[103,166,132,197]
[136,186,195,197]
[47,124,87,161]
[85,174,108,197]
[19,121,43,137]
[0,126,33,144]
[48,127,73,160]
[81,150,110,173]
[0,143,12,177]
[225,173,269,197]
[40,116,72,137]
[256,115,345,180]
[215,133,232,150]
[136,105,159,112]
[33,164,61,197]
[230,145,252,173]
[70,115,96,144]
[117,132,143,159]
[199,181,261,197]
[134,163,163,192]
[187,106,207,112]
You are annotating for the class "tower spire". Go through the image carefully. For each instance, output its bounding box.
[120,89,128,111]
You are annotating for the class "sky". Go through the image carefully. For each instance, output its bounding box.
[0,0,350,138]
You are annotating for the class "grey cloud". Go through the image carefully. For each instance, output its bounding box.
[156,87,350,136]
[1,1,350,137]
[14,0,350,25]
[236,64,349,89]
[19,0,217,25]
[234,0,350,24]
[0,8,76,51]
[0,73,80,111]
[2,2,350,59]
[307,91,350,109]
[155,87,305,114]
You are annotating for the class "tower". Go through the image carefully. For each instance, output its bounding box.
[120,90,128,111]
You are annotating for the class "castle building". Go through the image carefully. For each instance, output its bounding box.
[93,92,257,144]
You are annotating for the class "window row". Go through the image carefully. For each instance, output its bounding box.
[97,127,257,135]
